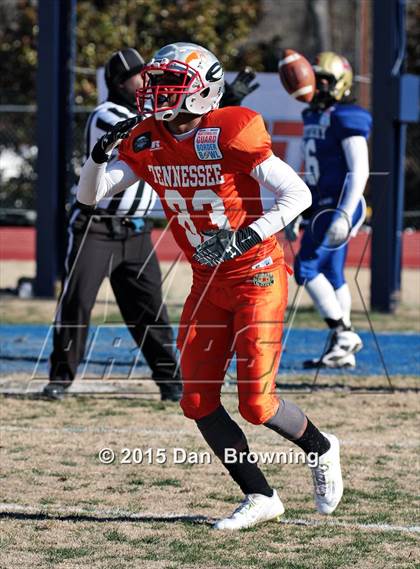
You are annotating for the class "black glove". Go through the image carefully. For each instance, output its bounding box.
[220,67,260,107]
[91,115,142,164]
[192,227,262,267]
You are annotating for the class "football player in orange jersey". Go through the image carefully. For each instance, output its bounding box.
[77,42,343,529]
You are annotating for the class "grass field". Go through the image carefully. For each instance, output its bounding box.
[1,383,419,568]
[1,260,419,567]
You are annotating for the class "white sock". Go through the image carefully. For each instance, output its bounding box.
[305,274,344,321]
[335,283,352,327]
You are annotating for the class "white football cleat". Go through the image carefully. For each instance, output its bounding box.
[304,353,356,369]
[309,433,343,515]
[335,329,363,354]
[213,490,285,530]
[304,330,362,369]
[334,353,356,368]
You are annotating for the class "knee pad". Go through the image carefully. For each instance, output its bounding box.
[180,391,220,420]
[264,398,306,440]
[238,394,279,425]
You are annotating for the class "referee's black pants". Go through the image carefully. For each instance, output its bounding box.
[49,210,181,397]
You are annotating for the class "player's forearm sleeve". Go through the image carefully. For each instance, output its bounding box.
[249,155,312,240]
[76,156,139,206]
[340,136,369,218]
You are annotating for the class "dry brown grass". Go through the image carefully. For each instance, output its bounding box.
[0,386,419,568]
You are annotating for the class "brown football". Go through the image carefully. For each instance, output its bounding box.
[278,49,315,102]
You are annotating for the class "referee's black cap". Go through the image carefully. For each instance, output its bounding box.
[105,48,145,88]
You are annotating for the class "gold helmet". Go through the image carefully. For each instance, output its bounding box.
[313,51,353,101]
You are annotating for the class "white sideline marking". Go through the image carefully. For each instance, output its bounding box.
[0,503,419,534]
[0,425,419,448]
[279,517,420,534]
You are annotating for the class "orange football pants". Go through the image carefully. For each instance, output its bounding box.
[178,265,289,425]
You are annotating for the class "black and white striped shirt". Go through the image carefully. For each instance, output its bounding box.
[84,101,156,217]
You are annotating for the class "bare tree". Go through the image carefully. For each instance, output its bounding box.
[307,0,331,53]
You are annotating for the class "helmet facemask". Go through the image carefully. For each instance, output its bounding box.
[137,60,205,121]
[136,43,225,121]
[311,71,338,109]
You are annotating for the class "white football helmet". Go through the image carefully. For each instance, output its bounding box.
[136,42,225,121]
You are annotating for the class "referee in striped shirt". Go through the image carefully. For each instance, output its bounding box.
[44,48,182,401]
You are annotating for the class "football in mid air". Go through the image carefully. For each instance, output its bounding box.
[278,49,315,102]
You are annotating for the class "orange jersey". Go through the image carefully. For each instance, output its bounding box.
[118,106,284,280]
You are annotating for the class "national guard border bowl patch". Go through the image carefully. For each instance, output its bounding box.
[133,132,151,152]
[252,272,275,287]
[194,127,222,160]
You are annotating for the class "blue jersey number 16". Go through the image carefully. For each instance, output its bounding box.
[304,139,320,186]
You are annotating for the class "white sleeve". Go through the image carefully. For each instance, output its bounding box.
[249,155,312,240]
[340,136,369,218]
[76,156,140,206]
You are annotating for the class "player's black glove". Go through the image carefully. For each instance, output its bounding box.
[192,227,262,267]
[220,67,260,107]
[91,115,142,164]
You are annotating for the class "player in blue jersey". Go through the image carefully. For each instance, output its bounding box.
[286,52,372,368]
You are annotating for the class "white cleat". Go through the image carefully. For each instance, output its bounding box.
[304,330,362,369]
[309,433,343,515]
[213,490,285,530]
[334,353,356,368]
[334,329,363,355]
[304,353,356,369]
